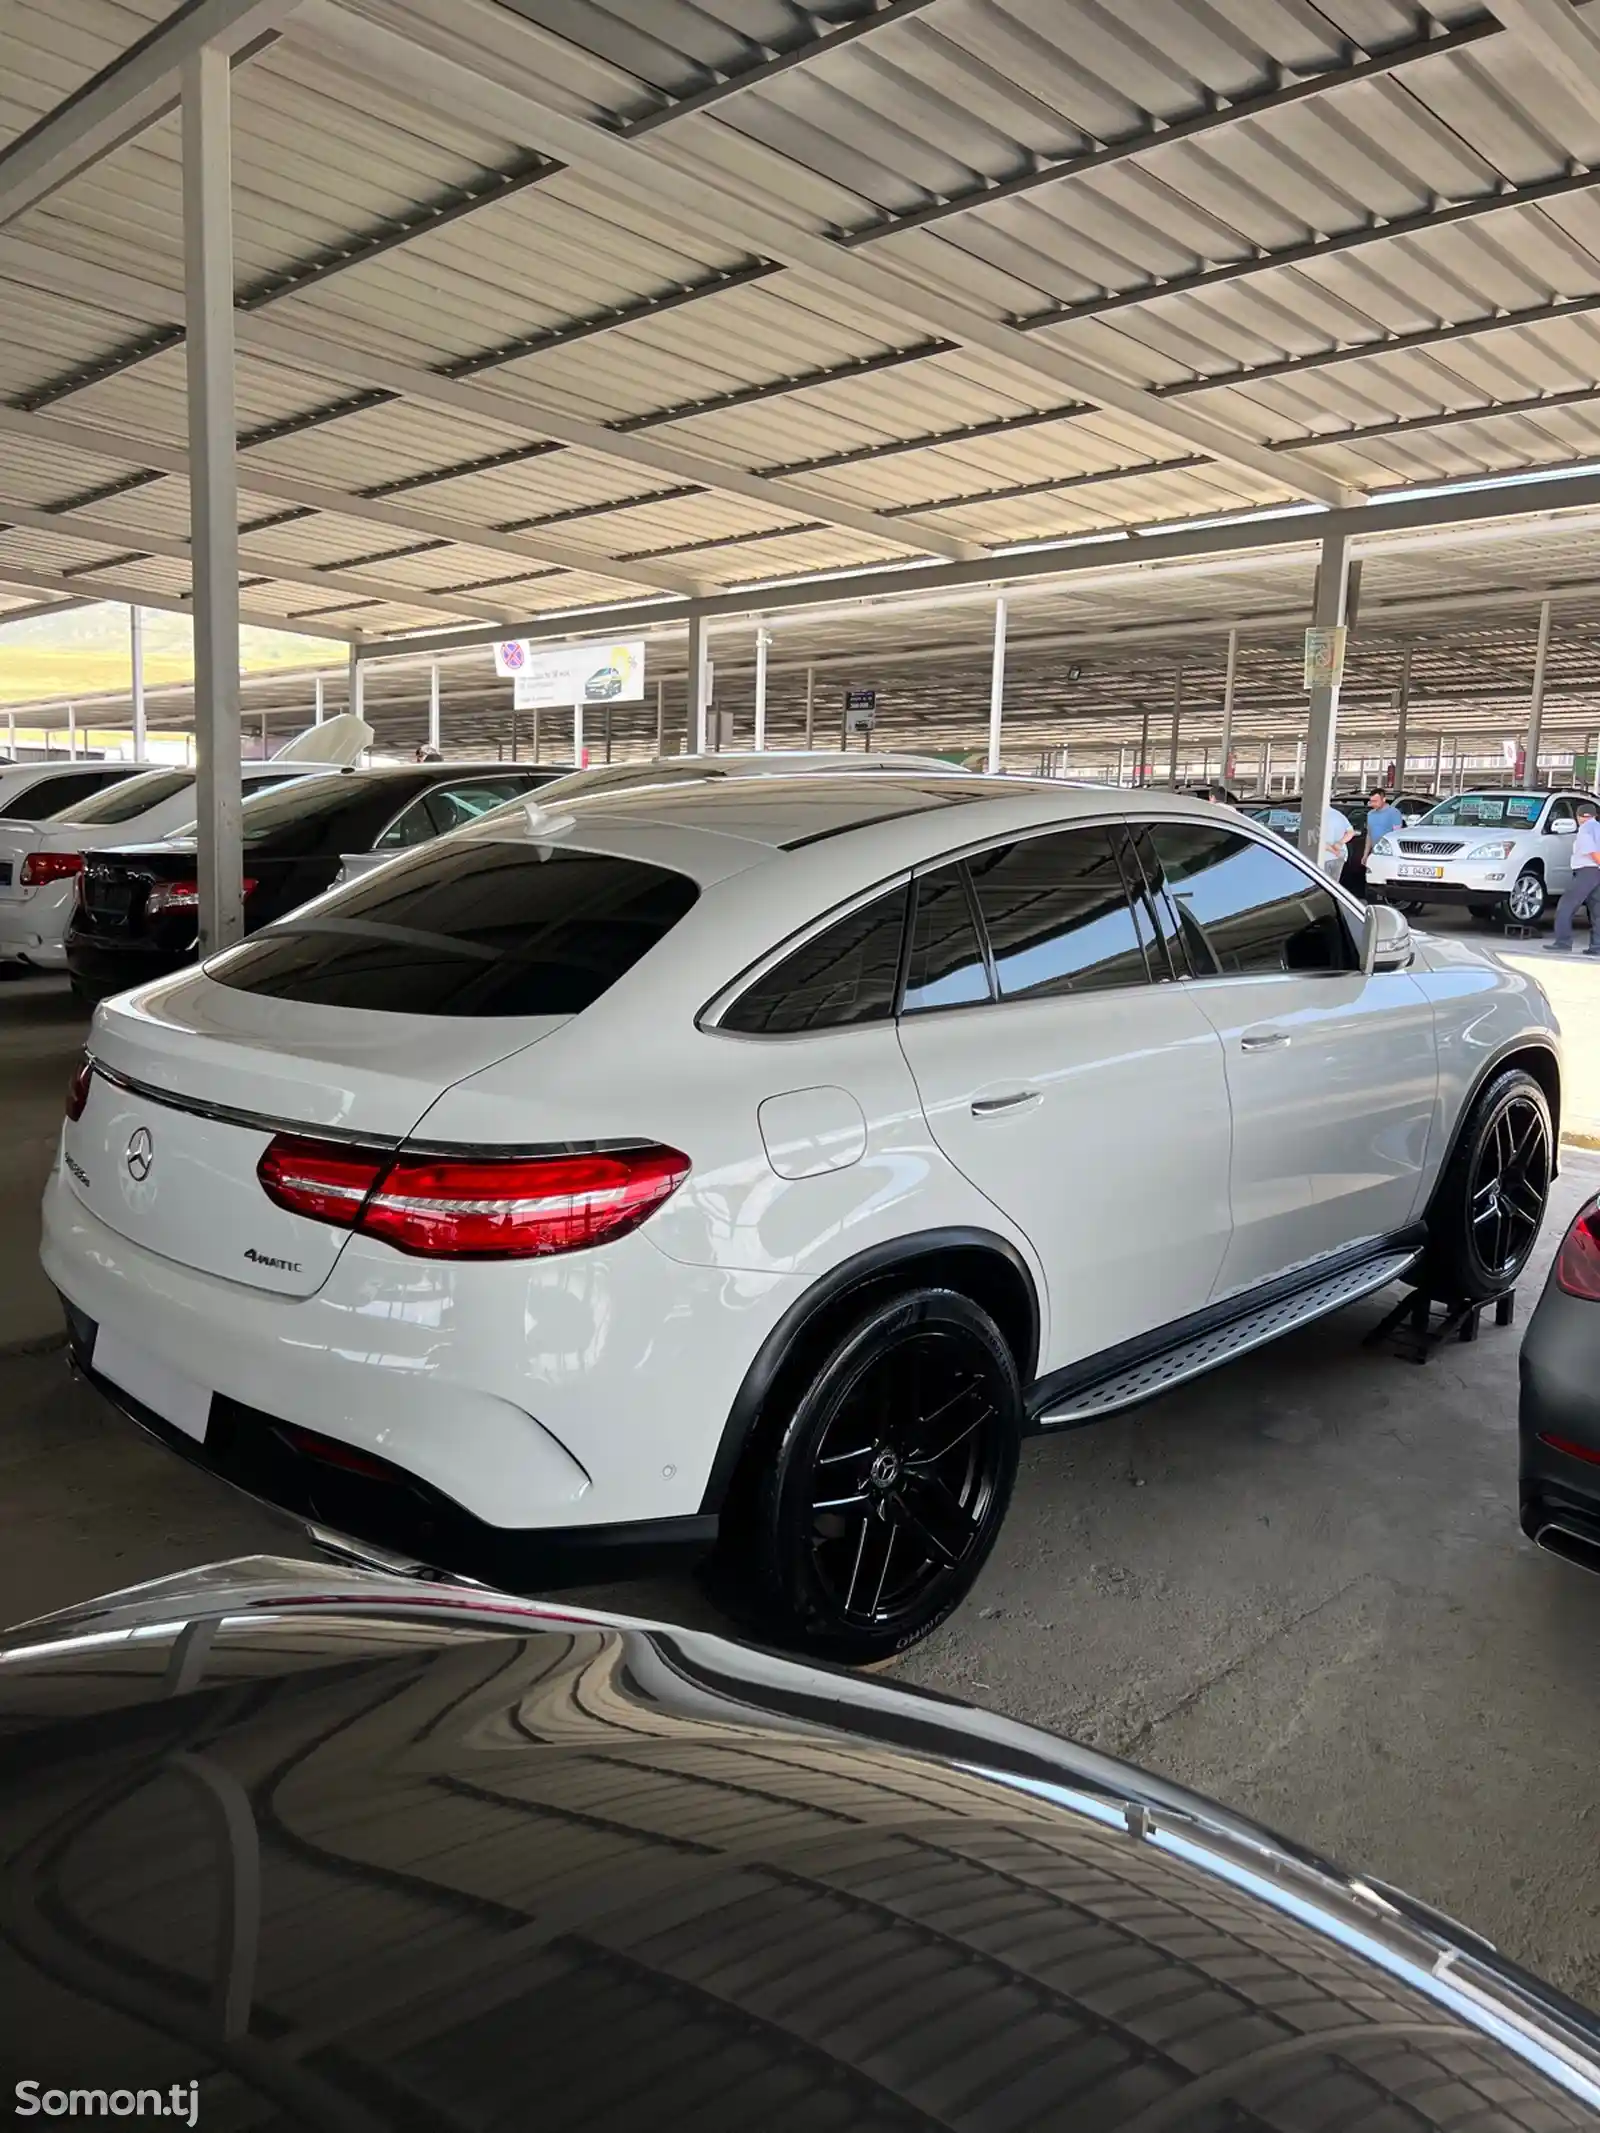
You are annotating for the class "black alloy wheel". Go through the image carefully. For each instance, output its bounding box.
[718,1288,1021,1663]
[1423,1067,1553,1302]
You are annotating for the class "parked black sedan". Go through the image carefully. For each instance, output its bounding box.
[2,1554,1597,2119]
[1519,1192,1600,1574]
[64,761,556,1001]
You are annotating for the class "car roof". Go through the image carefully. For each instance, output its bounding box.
[461,772,1230,894]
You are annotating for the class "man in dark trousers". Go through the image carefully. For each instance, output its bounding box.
[1547,798,1600,955]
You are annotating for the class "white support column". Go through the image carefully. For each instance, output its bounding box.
[531,703,540,763]
[655,678,665,756]
[804,665,815,749]
[1297,527,1350,869]
[1168,662,1184,786]
[347,644,364,724]
[1115,742,1127,787]
[1219,628,1238,788]
[5,711,14,760]
[1261,739,1273,796]
[260,709,268,758]
[753,627,770,751]
[314,673,324,724]
[686,612,710,754]
[68,702,77,759]
[428,660,441,752]
[572,698,584,768]
[1305,524,1356,865]
[183,43,243,955]
[1525,598,1552,788]
[130,605,147,761]
[986,596,1008,775]
[1137,707,1150,786]
[1392,642,1412,789]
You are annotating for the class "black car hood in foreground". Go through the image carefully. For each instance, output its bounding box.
[1,1560,1595,2127]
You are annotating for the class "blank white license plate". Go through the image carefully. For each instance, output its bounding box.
[1398,863,1444,878]
[93,1323,211,1443]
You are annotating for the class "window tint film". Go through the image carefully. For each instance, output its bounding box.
[425,780,539,836]
[0,769,129,820]
[59,769,193,823]
[1144,824,1356,976]
[904,864,990,1013]
[208,842,698,1016]
[966,827,1151,999]
[371,797,438,852]
[722,885,908,1035]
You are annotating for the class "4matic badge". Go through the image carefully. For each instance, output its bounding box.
[244,1248,302,1272]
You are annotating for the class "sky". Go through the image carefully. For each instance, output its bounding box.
[0,603,344,709]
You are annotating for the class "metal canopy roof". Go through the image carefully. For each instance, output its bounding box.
[14,0,1600,656]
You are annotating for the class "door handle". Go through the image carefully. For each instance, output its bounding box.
[971,1089,1042,1116]
[1240,1030,1291,1052]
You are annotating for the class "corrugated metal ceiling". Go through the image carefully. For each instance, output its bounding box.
[11,0,1600,693]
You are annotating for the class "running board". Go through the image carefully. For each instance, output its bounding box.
[1037,1247,1422,1428]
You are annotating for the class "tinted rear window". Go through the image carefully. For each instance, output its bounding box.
[60,769,194,823]
[0,768,133,820]
[208,842,698,1016]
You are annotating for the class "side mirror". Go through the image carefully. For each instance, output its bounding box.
[1363,901,1413,974]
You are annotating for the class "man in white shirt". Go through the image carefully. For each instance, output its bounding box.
[1319,803,1355,882]
[1547,799,1600,954]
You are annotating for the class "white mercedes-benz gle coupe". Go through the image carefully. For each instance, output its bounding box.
[43,775,1561,1659]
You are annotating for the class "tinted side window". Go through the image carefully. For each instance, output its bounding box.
[209,844,698,1016]
[424,780,538,836]
[966,827,1151,999]
[903,865,990,1013]
[1145,824,1356,976]
[722,886,908,1035]
[372,796,438,851]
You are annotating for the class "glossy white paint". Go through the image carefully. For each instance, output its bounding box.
[0,762,336,968]
[1366,790,1591,912]
[898,987,1233,1366]
[1196,968,1439,1295]
[43,775,1561,1538]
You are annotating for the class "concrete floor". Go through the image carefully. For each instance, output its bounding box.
[2,944,1598,2010]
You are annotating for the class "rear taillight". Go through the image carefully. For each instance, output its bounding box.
[145,876,257,915]
[1537,1433,1600,1468]
[256,1137,689,1259]
[257,1136,386,1229]
[1555,1201,1600,1300]
[21,851,83,887]
[65,1057,92,1122]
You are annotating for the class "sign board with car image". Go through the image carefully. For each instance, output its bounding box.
[494,640,646,711]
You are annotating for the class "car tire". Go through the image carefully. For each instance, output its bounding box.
[1467,902,1501,924]
[1420,1066,1553,1303]
[710,1286,1022,1664]
[1506,868,1548,924]
[1399,900,1430,917]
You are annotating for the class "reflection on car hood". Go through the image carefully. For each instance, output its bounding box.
[2,1557,1596,2119]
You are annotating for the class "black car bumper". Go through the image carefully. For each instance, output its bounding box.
[62,1299,718,1589]
[64,929,190,999]
[1517,1284,1600,1569]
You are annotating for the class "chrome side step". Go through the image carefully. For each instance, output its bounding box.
[1038,1248,1421,1428]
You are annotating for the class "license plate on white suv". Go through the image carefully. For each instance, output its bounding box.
[92,1323,211,1442]
[1398,863,1444,878]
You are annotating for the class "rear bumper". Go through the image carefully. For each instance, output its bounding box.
[42,1161,797,1538]
[60,1298,718,1588]
[1518,1285,1600,1563]
[0,892,69,966]
[65,928,189,996]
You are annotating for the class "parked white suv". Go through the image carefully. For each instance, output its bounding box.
[44,778,1561,1658]
[1366,789,1598,925]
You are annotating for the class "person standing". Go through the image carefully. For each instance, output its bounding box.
[1546,799,1600,955]
[1319,800,1355,881]
[1363,785,1403,860]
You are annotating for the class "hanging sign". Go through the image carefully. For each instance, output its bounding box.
[506,640,647,711]
[1302,625,1347,691]
[493,640,528,677]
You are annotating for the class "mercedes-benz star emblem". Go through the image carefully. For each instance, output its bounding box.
[125,1126,154,1182]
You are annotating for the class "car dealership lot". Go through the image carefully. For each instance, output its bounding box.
[2,950,1596,2009]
